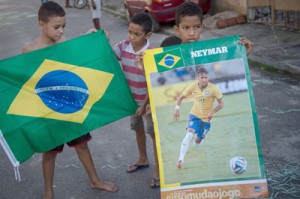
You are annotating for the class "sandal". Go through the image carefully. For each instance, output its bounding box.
[150,178,160,189]
[127,164,149,173]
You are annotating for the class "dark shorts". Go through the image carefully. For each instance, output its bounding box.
[47,133,92,153]
[130,114,154,135]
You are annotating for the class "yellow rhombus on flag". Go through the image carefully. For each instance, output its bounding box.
[0,31,137,167]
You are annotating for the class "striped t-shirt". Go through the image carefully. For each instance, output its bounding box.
[113,39,153,105]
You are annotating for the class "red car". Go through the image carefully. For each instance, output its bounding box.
[124,0,211,32]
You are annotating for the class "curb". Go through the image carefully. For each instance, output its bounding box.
[216,15,246,29]
[102,6,174,36]
[102,6,126,19]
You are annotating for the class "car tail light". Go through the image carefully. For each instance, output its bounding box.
[153,0,172,4]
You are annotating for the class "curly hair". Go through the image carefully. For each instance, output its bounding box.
[175,2,203,26]
[130,13,153,34]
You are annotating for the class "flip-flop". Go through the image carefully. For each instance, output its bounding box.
[150,178,160,189]
[126,164,149,173]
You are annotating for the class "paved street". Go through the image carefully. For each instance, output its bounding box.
[1,0,300,199]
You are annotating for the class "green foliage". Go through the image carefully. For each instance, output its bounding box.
[248,59,279,73]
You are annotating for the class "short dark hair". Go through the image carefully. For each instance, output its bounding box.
[160,36,181,47]
[175,2,203,26]
[197,67,208,75]
[130,13,152,34]
[38,1,65,22]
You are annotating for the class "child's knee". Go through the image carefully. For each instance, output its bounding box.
[42,152,57,161]
[74,143,88,151]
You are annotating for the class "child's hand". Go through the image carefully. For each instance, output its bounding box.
[90,0,96,9]
[136,106,146,116]
[135,52,145,72]
[85,28,98,34]
[103,29,109,40]
[145,104,151,116]
[85,29,109,40]
[239,37,254,55]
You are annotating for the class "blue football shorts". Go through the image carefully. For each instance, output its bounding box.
[186,114,211,139]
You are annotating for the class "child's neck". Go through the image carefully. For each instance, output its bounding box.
[133,39,147,52]
[39,36,57,47]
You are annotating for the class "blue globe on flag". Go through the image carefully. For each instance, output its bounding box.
[35,70,89,114]
[164,55,175,67]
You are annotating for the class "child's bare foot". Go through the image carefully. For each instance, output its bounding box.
[90,181,118,192]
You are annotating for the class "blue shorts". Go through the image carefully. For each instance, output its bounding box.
[186,114,210,139]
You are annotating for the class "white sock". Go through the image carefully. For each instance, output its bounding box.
[178,132,193,162]
[193,141,201,147]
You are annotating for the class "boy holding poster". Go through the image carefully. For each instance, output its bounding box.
[135,2,254,169]
[135,2,253,70]
[173,2,254,53]
[171,1,253,168]
[113,13,160,189]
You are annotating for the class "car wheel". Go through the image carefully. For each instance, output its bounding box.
[74,0,87,9]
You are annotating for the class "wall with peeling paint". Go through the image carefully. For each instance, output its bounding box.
[212,0,247,15]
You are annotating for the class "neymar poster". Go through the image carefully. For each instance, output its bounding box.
[143,36,269,199]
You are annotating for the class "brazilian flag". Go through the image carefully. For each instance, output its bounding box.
[0,31,137,164]
[155,48,184,72]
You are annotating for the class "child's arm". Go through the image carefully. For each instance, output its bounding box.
[85,28,109,41]
[112,41,123,61]
[135,52,145,73]
[21,45,31,54]
[136,94,149,116]
[89,0,96,9]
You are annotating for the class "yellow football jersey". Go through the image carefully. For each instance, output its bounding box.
[182,82,223,122]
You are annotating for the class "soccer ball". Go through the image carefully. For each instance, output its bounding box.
[230,156,247,174]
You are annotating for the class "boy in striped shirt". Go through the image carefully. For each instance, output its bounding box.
[113,13,160,188]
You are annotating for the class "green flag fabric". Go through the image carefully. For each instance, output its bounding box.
[0,31,137,166]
